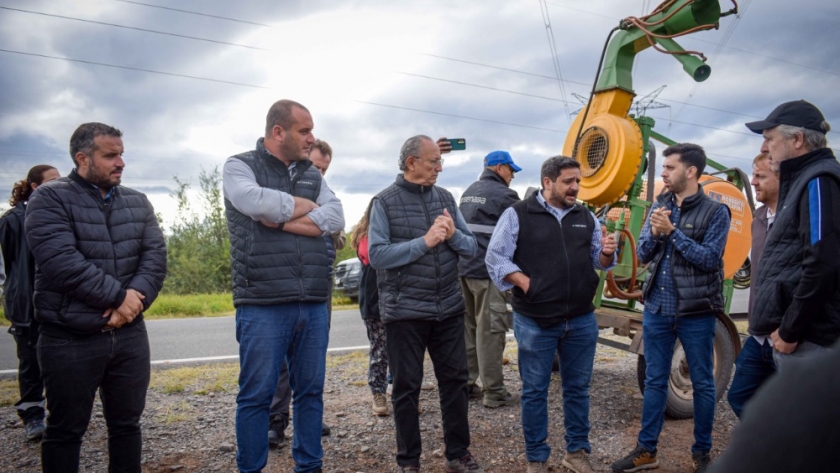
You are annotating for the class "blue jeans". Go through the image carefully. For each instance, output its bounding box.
[235,302,329,473]
[514,311,598,462]
[727,336,775,418]
[639,311,716,454]
[38,321,150,473]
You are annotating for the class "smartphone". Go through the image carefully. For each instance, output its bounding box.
[447,138,466,151]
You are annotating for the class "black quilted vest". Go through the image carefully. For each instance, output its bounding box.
[642,188,728,317]
[375,175,465,323]
[510,194,598,326]
[751,148,840,344]
[224,139,328,306]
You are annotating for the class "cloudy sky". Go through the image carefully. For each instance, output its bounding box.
[1,0,838,230]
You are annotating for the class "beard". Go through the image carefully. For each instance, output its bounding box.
[87,164,121,189]
[280,139,308,162]
[666,173,687,194]
[548,186,576,209]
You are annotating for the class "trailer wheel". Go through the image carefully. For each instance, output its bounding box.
[636,318,735,419]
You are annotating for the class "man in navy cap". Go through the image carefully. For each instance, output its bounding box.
[457,151,522,408]
[746,100,840,369]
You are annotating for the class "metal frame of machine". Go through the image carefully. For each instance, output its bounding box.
[563,0,751,418]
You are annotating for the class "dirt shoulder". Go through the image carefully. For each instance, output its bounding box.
[0,341,736,472]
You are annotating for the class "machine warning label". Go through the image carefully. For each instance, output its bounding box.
[707,191,745,215]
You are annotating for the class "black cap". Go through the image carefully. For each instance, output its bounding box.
[745,100,826,134]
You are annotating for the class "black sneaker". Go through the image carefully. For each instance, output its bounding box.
[321,422,331,436]
[467,384,483,400]
[692,452,711,473]
[444,454,484,472]
[268,421,286,449]
[611,444,659,472]
[24,419,45,442]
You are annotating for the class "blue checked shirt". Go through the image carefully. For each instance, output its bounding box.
[638,195,730,317]
[486,192,616,291]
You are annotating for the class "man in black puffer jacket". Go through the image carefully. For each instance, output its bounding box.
[369,135,481,473]
[25,122,167,473]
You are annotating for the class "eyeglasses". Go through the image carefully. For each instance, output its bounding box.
[414,156,444,166]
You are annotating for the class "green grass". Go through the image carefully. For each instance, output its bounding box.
[0,292,358,325]
[0,379,19,407]
[149,363,240,395]
[145,293,235,318]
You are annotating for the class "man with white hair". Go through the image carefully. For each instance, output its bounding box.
[369,135,482,473]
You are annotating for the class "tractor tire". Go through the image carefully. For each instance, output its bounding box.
[636,318,735,419]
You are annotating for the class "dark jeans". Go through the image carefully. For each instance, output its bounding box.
[727,336,776,418]
[270,280,333,432]
[38,321,151,473]
[270,361,291,430]
[385,314,471,466]
[10,323,45,422]
[235,302,328,473]
[638,311,716,454]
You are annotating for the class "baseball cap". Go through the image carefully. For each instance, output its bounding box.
[745,100,827,134]
[484,150,522,172]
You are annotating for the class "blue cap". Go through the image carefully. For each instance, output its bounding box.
[484,150,522,172]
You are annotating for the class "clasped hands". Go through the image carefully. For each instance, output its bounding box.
[649,207,675,237]
[103,288,145,330]
[423,209,456,248]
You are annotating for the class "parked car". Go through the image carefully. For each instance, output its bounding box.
[334,257,362,302]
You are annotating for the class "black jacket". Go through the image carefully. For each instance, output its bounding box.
[25,170,167,337]
[707,339,840,473]
[457,169,519,279]
[0,203,35,328]
[751,148,840,346]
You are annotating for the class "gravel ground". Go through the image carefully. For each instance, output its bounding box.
[0,338,737,472]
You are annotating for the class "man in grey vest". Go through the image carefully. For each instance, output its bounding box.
[726,152,779,418]
[369,135,483,473]
[745,100,840,369]
[457,150,521,408]
[612,144,730,473]
[223,99,344,473]
[486,156,616,473]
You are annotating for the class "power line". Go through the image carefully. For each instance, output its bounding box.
[0,48,567,134]
[683,36,840,78]
[110,0,275,28]
[0,5,277,54]
[539,0,573,125]
[3,3,802,126]
[0,48,273,90]
[543,1,840,78]
[673,0,754,120]
[396,71,567,103]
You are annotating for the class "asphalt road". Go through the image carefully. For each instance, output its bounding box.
[0,308,369,373]
[0,290,749,374]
